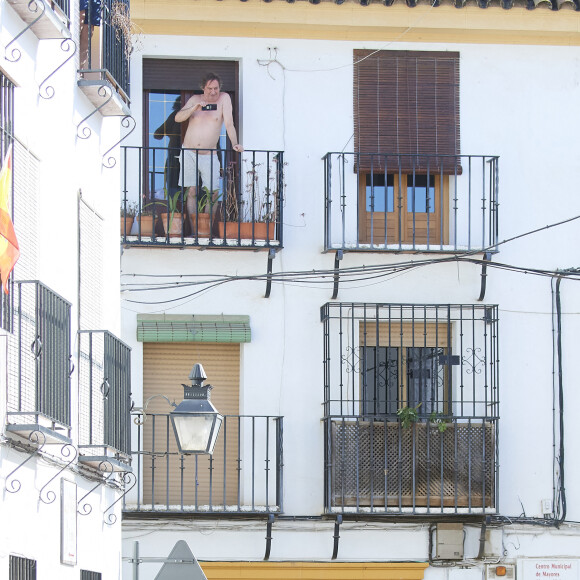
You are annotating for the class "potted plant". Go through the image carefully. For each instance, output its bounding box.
[159,189,186,238]
[218,161,277,241]
[191,186,220,238]
[120,200,137,236]
[137,199,163,238]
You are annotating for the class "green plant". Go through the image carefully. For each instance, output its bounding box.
[397,403,422,429]
[428,411,450,433]
[197,186,221,214]
[121,200,138,217]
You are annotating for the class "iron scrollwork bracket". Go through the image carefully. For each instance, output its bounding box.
[265,248,276,298]
[332,250,343,299]
[76,85,114,140]
[4,430,46,494]
[38,38,77,100]
[103,471,136,526]
[39,443,78,504]
[102,115,136,168]
[4,0,47,63]
[77,460,114,516]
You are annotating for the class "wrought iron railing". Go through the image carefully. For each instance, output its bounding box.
[321,302,499,513]
[52,0,70,27]
[6,280,72,431]
[125,413,283,514]
[78,330,132,459]
[121,146,284,249]
[325,416,496,514]
[79,0,130,99]
[323,153,499,253]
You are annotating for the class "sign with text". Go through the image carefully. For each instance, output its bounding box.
[522,560,579,580]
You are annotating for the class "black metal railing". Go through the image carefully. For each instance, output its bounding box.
[321,302,499,513]
[325,416,496,514]
[121,146,284,249]
[79,0,130,99]
[6,281,72,431]
[125,413,283,514]
[78,330,132,458]
[52,0,70,27]
[324,153,499,253]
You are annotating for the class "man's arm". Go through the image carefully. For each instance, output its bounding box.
[175,96,201,123]
[222,93,243,152]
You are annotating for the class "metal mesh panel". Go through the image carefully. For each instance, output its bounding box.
[331,420,495,509]
[78,331,106,447]
[6,281,71,426]
[80,571,102,580]
[9,556,36,580]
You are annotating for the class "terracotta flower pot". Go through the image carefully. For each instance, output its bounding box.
[218,221,275,240]
[190,213,211,237]
[121,215,134,237]
[161,212,185,238]
[136,215,156,237]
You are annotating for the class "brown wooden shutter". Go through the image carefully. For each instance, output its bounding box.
[143,59,238,93]
[142,342,240,506]
[354,50,460,174]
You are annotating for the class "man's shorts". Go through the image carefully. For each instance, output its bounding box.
[178,150,221,191]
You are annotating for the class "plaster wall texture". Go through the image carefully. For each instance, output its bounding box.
[120,33,580,571]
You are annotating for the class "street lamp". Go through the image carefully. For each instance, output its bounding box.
[170,363,223,455]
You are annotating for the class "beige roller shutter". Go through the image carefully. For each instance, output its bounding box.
[143,342,239,507]
[360,322,449,348]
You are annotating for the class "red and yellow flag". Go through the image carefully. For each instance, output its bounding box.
[0,148,20,294]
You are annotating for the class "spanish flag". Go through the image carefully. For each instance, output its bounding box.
[0,148,19,294]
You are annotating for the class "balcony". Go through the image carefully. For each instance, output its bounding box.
[77,330,132,472]
[321,302,498,515]
[121,147,284,250]
[125,413,283,514]
[78,0,130,115]
[5,281,72,444]
[7,0,70,41]
[324,153,499,253]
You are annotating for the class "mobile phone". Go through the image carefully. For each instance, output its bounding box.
[201,104,217,111]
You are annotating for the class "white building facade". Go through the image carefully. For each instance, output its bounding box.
[0,0,132,577]
[120,3,580,580]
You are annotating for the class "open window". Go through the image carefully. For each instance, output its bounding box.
[353,50,459,247]
[143,59,239,202]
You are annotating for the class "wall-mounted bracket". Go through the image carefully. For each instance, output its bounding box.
[265,248,276,298]
[4,0,47,62]
[104,471,136,525]
[102,115,136,168]
[39,443,77,504]
[4,430,46,494]
[264,514,275,560]
[331,250,343,299]
[477,252,492,301]
[38,37,77,99]
[77,460,114,515]
[76,84,113,139]
[331,514,342,559]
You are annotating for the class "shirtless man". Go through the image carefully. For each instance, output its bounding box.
[175,73,243,223]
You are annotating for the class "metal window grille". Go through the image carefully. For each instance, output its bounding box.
[9,556,36,580]
[0,72,14,331]
[322,302,499,513]
[80,570,102,580]
[6,281,72,429]
[78,330,132,456]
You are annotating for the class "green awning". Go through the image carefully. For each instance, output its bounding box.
[137,314,251,343]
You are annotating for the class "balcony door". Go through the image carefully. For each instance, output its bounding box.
[358,172,449,246]
[143,59,239,201]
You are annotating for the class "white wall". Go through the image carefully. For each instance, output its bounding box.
[121,32,580,570]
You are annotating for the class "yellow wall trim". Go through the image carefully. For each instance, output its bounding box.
[132,0,580,45]
[200,561,429,579]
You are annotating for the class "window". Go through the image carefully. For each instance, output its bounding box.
[9,556,36,580]
[361,322,450,417]
[353,50,460,246]
[80,571,102,580]
[142,59,239,201]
